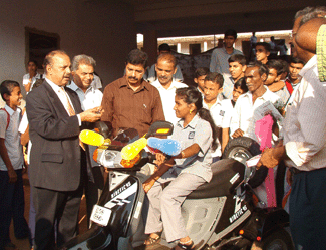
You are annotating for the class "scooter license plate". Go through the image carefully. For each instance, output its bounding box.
[90,205,112,226]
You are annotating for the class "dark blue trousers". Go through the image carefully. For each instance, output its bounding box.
[290,167,326,250]
[0,169,29,249]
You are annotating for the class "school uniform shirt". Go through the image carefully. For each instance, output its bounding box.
[0,105,23,171]
[67,81,103,111]
[283,55,326,171]
[22,73,42,92]
[203,98,233,157]
[230,87,280,142]
[151,79,188,125]
[222,75,235,99]
[172,114,213,182]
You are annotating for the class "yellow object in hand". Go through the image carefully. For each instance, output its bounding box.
[79,129,105,147]
[121,138,147,160]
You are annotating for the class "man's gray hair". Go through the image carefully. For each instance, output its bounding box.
[71,54,96,72]
[295,6,326,27]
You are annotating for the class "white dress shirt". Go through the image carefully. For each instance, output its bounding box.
[46,78,81,125]
[23,73,42,92]
[67,81,103,111]
[230,87,280,142]
[151,79,188,125]
[144,64,184,83]
[0,105,23,171]
[283,55,326,171]
[204,98,233,157]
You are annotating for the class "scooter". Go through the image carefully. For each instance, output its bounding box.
[61,121,293,250]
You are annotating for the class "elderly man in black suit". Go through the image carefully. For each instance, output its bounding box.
[26,50,101,250]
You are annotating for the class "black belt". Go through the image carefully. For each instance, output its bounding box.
[290,167,304,175]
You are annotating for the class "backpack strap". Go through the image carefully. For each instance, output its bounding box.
[1,108,10,130]
[285,79,293,95]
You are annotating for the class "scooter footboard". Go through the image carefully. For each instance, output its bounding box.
[61,226,112,250]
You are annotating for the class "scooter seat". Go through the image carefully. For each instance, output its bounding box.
[187,159,245,199]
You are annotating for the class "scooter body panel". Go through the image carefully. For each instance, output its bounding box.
[183,197,227,249]
[91,172,144,249]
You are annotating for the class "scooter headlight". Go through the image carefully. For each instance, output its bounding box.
[93,149,118,168]
[120,154,141,168]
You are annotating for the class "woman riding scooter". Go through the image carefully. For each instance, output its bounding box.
[142,87,218,249]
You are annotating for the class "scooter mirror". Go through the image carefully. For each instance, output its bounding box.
[93,121,112,139]
[145,121,174,139]
[243,165,256,184]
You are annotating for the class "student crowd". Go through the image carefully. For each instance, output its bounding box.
[0,5,325,250]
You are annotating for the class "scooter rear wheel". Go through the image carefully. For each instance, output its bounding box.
[223,137,268,188]
[250,229,294,250]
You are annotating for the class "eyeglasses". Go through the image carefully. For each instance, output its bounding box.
[290,32,297,39]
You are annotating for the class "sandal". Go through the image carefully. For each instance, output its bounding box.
[144,232,162,246]
[172,241,194,250]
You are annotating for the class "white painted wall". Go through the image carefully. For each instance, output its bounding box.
[0,0,136,105]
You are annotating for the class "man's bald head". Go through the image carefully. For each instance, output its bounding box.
[292,6,326,63]
[296,18,326,54]
[157,53,177,69]
[155,53,178,87]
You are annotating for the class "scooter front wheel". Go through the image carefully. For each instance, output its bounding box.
[250,229,294,250]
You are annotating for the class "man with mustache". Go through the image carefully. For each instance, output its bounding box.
[230,61,280,142]
[143,43,184,83]
[26,50,102,249]
[151,53,187,125]
[101,49,164,137]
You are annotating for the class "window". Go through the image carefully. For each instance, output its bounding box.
[25,27,60,70]
[189,43,201,55]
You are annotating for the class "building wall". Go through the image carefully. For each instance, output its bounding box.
[150,33,291,55]
[0,0,136,105]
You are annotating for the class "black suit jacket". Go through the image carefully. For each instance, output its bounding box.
[26,80,84,192]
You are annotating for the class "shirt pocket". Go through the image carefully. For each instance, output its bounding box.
[140,100,152,124]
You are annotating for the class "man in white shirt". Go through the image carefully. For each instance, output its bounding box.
[151,53,188,125]
[230,61,280,142]
[203,72,233,160]
[68,54,104,227]
[230,61,280,209]
[68,55,103,110]
[258,7,326,249]
[144,43,184,83]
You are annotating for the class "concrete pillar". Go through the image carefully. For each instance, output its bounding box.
[204,41,208,52]
[177,43,181,53]
[143,29,157,67]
